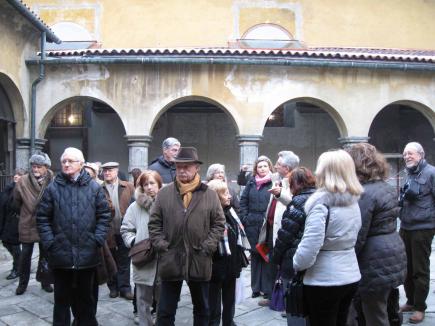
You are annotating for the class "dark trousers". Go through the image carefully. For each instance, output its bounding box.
[400,228,435,311]
[18,242,51,287]
[107,234,131,294]
[53,268,98,326]
[3,242,21,271]
[304,282,358,326]
[157,280,210,326]
[208,278,236,326]
[250,252,275,298]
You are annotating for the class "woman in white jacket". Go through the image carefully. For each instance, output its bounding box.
[121,170,162,326]
[293,149,363,326]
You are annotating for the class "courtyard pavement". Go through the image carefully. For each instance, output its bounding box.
[0,242,434,325]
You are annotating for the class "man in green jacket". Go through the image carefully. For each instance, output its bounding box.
[149,147,225,326]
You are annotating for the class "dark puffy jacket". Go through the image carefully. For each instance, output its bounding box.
[399,160,435,231]
[239,177,271,251]
[36,169,111,270]
[272,188,315,279]
[148,155,176,184]
[211,206,244,282]
[356,180,406,294]
[0,182,20,244]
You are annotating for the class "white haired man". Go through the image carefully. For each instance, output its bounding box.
[13,152,54,295]
[258,150,300,307]
[148,137,181,184]
[36,147,111,325]
[399,142,435,324]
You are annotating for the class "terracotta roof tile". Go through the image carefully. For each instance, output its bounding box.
[44,46,435,63]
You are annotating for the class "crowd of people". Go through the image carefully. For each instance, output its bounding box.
[0,137,434,326]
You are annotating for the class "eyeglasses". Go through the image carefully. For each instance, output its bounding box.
[61,159,80,165]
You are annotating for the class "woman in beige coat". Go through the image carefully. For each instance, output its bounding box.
[121,170,162,326]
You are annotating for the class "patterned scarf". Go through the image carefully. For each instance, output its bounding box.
[176,173,201,208]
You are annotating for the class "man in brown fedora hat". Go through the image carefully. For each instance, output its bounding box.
[149,147,225,325]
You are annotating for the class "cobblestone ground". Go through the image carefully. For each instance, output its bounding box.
[0,243,434,325]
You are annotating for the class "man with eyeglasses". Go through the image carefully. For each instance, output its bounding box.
[36,147,111,325]
[398,142,435,324]
[13,152,54,295]
[101,161,135,300]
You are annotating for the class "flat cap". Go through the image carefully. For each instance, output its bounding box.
[101,162,119,169]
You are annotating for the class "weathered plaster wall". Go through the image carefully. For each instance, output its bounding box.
[0,2,41,137]
[27,0,435,49]
[34,63,435,140]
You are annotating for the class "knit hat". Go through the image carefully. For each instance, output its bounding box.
[29,152,51,168]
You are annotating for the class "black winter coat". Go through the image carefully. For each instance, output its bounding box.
[272,188,315,279]
[356,180,406,294]
[36,169,111,270]
[148,155,176,184]
[0,182,20,244]
[239,177,271,252]
[211,206,244,282]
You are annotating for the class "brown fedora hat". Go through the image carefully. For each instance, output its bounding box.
[173,147,203,164]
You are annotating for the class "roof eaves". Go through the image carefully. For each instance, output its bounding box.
[6,0,61,44]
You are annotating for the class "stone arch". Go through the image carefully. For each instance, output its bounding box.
[369,100,435,188]
[40,96,129,173]
[150,95,240,135]
[262,97,348,137]
[260,97,346,170]
[38,95,127,138]
[0,72,25,137]
[149,95,241,182]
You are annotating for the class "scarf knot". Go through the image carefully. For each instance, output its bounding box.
[254,173,272,190]
[176,174,201,208]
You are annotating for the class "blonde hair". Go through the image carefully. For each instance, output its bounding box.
[207,179,228,196]
[315,149,363,195]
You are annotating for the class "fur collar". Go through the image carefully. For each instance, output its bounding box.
[134,187,154,210]
[304,188,360,213]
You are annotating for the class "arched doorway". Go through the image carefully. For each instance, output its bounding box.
[43,99,129,175]
[0,83,15,182]
[369,103,435,191]
[260,100,342,170]
[150,100,240,183]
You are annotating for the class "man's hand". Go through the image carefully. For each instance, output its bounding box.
[268,186,282,197]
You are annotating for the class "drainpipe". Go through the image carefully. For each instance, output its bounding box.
[30,32,46,155]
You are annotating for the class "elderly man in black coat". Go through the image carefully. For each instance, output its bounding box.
[36,147,111,326]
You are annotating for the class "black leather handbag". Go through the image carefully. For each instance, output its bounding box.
[285,271,306,317]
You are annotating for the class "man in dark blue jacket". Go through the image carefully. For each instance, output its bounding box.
[148,137,180,184]
[37,147,111,326]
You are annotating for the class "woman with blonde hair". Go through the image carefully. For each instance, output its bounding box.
[240,155,275,299]
[207,179,249,326]
[121,170,163,326]
[293,149,363,326]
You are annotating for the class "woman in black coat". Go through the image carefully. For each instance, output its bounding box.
[346,143,406,326]
[239,155,274,298]
[272,167,315,326]
[0,169,26,280]
[207,179,249,326]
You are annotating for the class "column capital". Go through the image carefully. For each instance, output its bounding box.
[124,135,153,146]
[16,138,47,151]
[236,135,263,143]
[338,136,370,148]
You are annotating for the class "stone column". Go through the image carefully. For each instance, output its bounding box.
[16,138,47,170]
[338,136,370,148]
[236,135,263,169]
[125,135,152,175]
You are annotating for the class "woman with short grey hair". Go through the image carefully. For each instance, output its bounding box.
[206,163,240,212]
